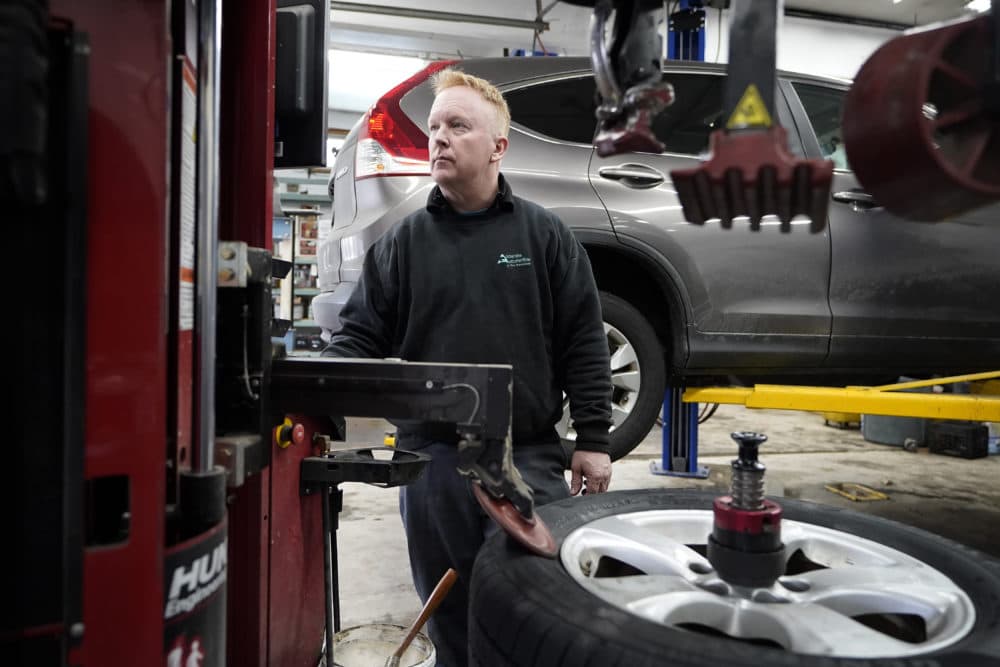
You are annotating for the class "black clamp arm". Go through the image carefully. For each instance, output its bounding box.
[455,432,536,519]
[590,0,675,156]
[270,357,535,515]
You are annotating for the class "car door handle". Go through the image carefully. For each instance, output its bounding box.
[598,164,665,188]
[832,191,879,210]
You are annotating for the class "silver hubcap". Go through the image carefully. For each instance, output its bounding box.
[560,510,974,658]
[557,320,641,441]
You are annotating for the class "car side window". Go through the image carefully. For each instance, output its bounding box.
[505,75,599,144]
[792,82,849,170]
[651,73,724,155]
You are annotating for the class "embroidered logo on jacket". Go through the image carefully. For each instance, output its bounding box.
[497,253,532,268]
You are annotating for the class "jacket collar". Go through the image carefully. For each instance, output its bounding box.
[426,173,515,215]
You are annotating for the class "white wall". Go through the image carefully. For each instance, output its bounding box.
[326,7,903,129]
[329,1,594,59]
[702,11,900,81]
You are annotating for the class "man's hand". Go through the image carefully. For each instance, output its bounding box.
[570,450,612,495]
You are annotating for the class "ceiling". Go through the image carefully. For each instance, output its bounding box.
[332,0,984,28]
[784,0,982,27]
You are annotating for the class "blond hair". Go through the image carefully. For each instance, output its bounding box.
[431,69,511,138]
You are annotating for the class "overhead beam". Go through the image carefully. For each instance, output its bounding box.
[784,8,909,31]
[330,1,550,32]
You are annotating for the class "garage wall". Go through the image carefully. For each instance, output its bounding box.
[326,5,901,131]
[703,11,899,81]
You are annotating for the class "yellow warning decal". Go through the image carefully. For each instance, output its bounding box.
[726,83,773,129]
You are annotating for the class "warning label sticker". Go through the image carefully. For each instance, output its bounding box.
[726,84,773,130]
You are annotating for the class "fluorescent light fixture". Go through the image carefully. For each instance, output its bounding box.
[965,0,990,11]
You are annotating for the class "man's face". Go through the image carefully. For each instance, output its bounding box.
[427,86,500,189]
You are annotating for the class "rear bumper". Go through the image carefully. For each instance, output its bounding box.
[311,282,357,336]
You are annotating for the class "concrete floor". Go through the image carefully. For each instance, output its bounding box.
[330,405,1000,630]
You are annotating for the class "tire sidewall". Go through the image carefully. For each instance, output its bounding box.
[471,489,1000,667]
[564,292,666,462]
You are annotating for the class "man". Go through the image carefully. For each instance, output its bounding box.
[322,69,612,667]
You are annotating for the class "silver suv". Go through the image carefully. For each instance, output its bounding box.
[315,57,1000,460]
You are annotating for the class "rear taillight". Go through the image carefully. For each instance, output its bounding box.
[355,60,456,179]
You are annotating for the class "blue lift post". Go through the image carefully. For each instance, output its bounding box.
[651,387,709,478]
[653,0,709,477]
[667,0,707,62]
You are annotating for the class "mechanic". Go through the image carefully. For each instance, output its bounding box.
[321,69,614,666]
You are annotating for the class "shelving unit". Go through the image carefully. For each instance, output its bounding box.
[272,167,332,355]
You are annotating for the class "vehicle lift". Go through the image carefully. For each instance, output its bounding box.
[665,0,709,62]
[7,1,1000,666]
[653,373,1000,479]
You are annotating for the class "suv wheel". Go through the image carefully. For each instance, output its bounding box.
[557,292,666,461]
[470,490,1000,667]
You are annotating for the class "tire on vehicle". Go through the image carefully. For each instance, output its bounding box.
[560,292,666,462]
[469,489,1000,667]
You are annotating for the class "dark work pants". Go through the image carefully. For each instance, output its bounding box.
[398,437,570,667]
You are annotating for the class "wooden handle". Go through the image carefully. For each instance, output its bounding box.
[394,568,458,658]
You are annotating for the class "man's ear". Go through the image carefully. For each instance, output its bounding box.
[490,135,509,163]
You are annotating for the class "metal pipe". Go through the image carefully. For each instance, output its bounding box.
[541,0,561,18]
[992,0,999,84]
[590,1,621,105]
[322,486,335,667]
[194,0,222,473]
[330,1,549,32]
[783,8,909,31]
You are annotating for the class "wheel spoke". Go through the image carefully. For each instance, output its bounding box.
[611,369,640,392]
[610,403,631,426]
[934,101,982,131]
[781,523,897,570]
[609,343,637,372]
[933,60,979,89]
[761,601,919,655]
[959,127,993,177]
[555,405,572,438]
[585,574,704,610]
[798,563,946,597]
[795,566,974,635]
[569,515,712,579]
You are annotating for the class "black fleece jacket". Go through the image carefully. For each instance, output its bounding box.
[322,175,612,452]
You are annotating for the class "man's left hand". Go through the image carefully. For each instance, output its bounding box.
[570,450,612,495]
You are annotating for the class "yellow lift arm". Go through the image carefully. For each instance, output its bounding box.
[684,372,1000,422]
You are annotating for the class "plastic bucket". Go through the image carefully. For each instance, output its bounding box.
[861,378,933,446]
[330,623,435,667]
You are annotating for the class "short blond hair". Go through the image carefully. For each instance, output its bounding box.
[431,69,511,138]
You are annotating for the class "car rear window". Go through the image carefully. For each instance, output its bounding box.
[505,72,725,155]
[505,75,599,144]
